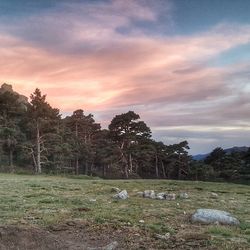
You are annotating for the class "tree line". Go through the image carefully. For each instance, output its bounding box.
[0,86,249,182]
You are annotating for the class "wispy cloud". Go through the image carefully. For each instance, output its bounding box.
[0,0,250,153]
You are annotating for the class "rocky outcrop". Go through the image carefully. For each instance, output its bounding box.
[0,83,28,104]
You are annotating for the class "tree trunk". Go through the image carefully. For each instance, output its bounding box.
[155,154,159,178]
[103,165,106,178]
[85,161,88,175]
[36,123,42,174]
[161,160,166,178]
[124,164,129,179]
[75,156,79,175]
[9,150,14,172]
[129,154,133,173]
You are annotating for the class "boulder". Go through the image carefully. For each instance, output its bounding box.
[143,190,156,199]
[191,209,240,225]
[113,190,128,200]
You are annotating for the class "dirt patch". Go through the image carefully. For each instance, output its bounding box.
[0,221,223,250]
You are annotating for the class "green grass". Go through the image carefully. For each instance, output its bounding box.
[207,226,233,237]
[0,174,249,248]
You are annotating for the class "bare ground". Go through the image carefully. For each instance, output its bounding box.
[0,220,223,250]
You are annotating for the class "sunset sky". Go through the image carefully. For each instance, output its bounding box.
[1,0,250,154]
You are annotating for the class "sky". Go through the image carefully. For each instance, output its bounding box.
[0,0,250,154]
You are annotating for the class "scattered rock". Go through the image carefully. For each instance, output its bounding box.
[155,192,176,200]
[136,191,144,197]
[210,192,219,199]
[155,233,170,241]
[165,193,176,201]
[113,190,128,200]
[191,209,240,225]
[179,192,189,199]
[156,192,165,200]
[111,187,120,193]
[143,190,156,199]
[139,220,145,223]
[89,199,97,202]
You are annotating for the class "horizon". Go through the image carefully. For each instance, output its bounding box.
[1,0,250,154]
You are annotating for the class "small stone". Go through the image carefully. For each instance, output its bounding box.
[156,192,176,200]
[179,192,189,199]
[155,233,170,241]
[191,209,240,225]
[139,220,145,223]
[156,192,166,200]
[165,193,176,201]
[143,190,156,199]
[89,199,96,202]
[177,203,180,206]
[210,192,219,199]
[113,190,128,200]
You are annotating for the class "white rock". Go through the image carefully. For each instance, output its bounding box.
[156,192,166,200]
[113,190,128,200]
[165,193,176,201]
[139,220,145,223]
[191,209,240,225]
[143,190,156,199]
[210,192,219,198]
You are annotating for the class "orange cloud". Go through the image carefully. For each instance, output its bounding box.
[0,23,250,112]
[1,0,250,153]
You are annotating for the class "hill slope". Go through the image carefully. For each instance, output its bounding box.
[193,146,249,160]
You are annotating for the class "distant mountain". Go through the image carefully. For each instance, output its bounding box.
[193,146,249,161]
[224,146,249,154]
[192,153,209,161]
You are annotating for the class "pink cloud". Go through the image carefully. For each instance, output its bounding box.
[0,22,250,112]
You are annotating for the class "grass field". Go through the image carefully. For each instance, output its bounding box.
[0,173,249,249]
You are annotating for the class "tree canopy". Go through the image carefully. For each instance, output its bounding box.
[0,85,248,183]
